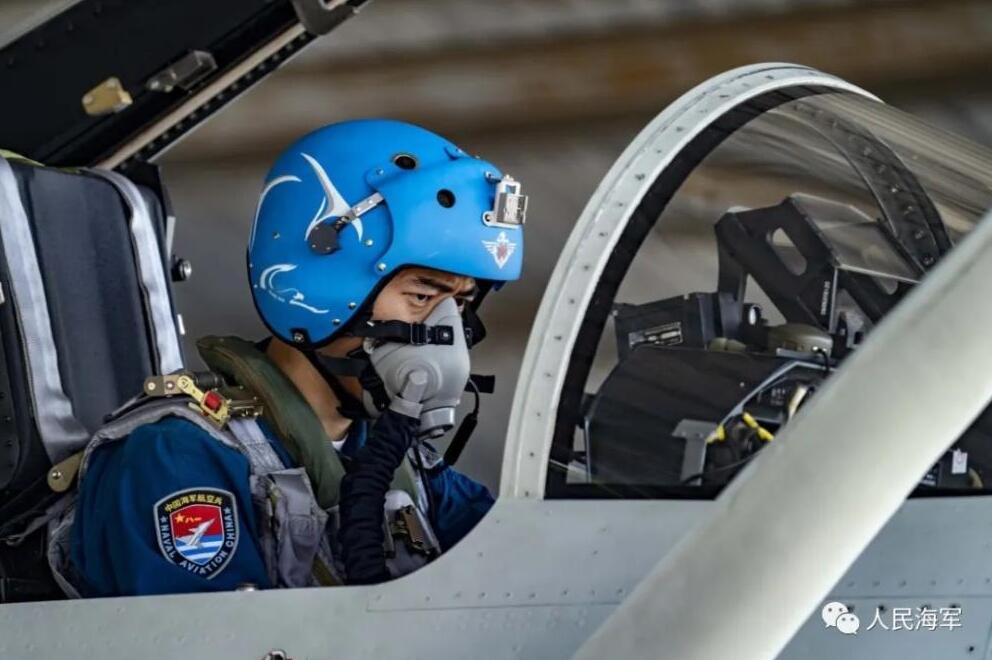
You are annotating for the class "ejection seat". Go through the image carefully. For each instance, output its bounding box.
[0,0,370,605]
[0,154,184,601]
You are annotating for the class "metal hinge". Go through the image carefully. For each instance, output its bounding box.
[290,0,371,35]
[146,51,218,93]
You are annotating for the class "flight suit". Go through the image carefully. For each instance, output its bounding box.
[56,339,493,597]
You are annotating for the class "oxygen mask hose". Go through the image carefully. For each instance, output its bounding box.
[338,400,422,584]
[340,298,470,583]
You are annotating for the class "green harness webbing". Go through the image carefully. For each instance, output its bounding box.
[196,336,420,509]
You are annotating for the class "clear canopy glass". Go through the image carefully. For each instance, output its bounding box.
[548,89,992,498]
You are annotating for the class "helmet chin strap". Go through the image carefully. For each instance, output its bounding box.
[303,348,373,420]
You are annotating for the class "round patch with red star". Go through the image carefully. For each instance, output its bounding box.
[154,488,239,579]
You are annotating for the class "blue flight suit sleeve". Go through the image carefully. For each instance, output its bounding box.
[425,464,494,551]
[71,417,270,597]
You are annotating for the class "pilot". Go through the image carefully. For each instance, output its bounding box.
[56,119,526,596]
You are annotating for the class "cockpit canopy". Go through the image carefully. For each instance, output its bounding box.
[545,85,992,498]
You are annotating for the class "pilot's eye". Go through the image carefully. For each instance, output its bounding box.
[408,292,432,305]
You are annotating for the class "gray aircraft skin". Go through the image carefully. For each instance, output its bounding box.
[4,59,992,660]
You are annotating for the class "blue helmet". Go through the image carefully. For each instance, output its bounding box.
[248,119,526,346]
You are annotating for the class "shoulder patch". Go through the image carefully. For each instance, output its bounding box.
[154,487,239,579]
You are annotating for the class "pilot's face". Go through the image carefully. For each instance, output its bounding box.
[371,267,477,324]
[315,266,476,360]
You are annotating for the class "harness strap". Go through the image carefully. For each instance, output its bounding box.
[0,156,89,463]
[226,418,286,475]
[1,495,71,547]
[305,351,370,420]
[197,336,347,509]
[225,417,341,587]
[353,320,456,346]
[308,353,389,413]
[88,169,183,375]
[0,474,55,542]
[313,356,365,377]
[79,399,243,482]
[462,303,487,347]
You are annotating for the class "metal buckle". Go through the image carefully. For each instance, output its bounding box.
[434,325,454,345]
[143,373,262,428]
[410,324,454,345]
[483,175,528,227]
[408,324,428,345]
[388,505,436,558]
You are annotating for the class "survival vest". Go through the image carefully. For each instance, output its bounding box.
[46,335,440,596]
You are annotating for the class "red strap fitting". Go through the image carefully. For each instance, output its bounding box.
[203,390,223,412]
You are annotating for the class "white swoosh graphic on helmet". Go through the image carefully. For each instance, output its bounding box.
[288,297,331,314]
[259,263,297,291]
[249,175,301,252]
[304,196,328,244]
[301,151,364,242]
[258,263,329,315]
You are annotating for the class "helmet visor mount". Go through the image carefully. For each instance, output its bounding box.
[483,174,528,228]
[308,172,529,257]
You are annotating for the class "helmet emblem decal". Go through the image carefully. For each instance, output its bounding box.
[249,174,300,252]
[258,263,330,314]
[301,152,364,242]
[482,231,517,269]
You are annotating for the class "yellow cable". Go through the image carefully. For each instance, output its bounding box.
[742,411,774,442]
[706,424,727,444]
